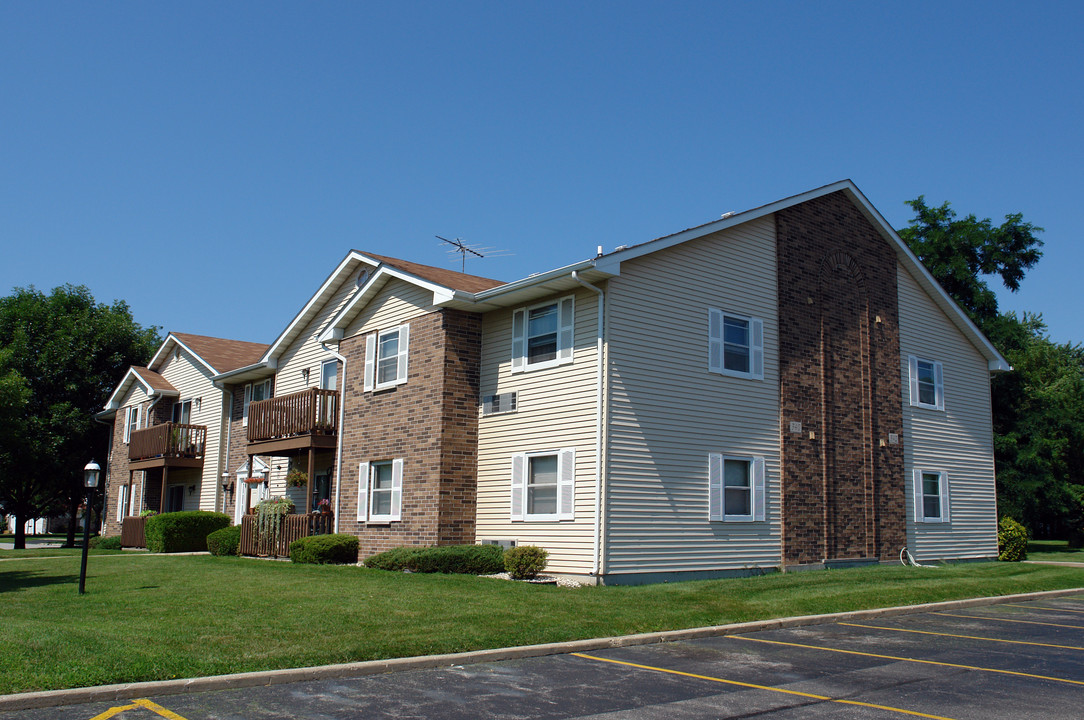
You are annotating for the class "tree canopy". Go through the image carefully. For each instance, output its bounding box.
[0,285,160,549]
[901,199,1083,539]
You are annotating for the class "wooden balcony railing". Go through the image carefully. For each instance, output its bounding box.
[247,388,338,443]
[121,516,147,548]
[129,423,207,462]
[238,512,333,558]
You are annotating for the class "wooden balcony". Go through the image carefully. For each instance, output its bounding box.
[239,512,334,558]
[246,388,338,455]
[128,422,207,470]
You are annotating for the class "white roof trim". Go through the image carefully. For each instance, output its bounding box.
[148,334,219,376]
[260,251,374,363]
[591,179,1009,372]
[320,262,458,341]
[103,367,178,411]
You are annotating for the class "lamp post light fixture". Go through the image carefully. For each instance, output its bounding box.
[79,460,101,595]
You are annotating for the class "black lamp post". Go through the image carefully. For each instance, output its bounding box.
[79,460,100,595]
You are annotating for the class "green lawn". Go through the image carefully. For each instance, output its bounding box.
[1,554,1082,695]
[1028,539,1084,563]
[0,548,129,559]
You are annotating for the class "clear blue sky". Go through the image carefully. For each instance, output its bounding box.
[2,2,1080,346]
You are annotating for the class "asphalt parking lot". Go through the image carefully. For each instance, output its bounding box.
[9,594,1084,720]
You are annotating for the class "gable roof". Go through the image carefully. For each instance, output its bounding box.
[103,366,178,411]
[358,252,504,293]
[167,333,268,374]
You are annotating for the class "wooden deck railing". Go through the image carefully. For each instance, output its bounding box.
[247,388,338,442]
[129,423,207,462]
[121,516,147,548]
[238,512,333,558]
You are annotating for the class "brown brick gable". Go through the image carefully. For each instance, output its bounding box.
[775,191,906,565]
[337,308,482,556]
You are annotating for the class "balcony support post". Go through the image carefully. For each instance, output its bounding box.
[305,447,315,513]
[160,466,169,513]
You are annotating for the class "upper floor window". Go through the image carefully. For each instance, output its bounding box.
[243,379,272,427]
[172,399,192,425]
[913,469,949,523]
[709,309,764,380]
[908,356,944,411]
[511,296,574,373]
[364,324,410,391]
[124,406,140,443]
[708,453,766,522]
[320,359,338,391]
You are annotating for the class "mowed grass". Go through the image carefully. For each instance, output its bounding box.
[0,548,128,559]
[1,555,1082,695]
[1028,539,1084,563]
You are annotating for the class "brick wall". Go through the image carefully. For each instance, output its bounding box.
[775,191,906,565]
[337,309,482,557]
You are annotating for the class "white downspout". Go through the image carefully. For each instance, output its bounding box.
[219,390,233,514]
[322,341,348,534]
[139,392,167,515]
[571,271,606,578]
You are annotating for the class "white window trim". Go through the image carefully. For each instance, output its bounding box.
[242,379,272,427]
[359,459,403,523]
[708,308,764,380]
[364,324,410,391]
[510,448,575,521]
[913,468,950,523]
[908,356,945,411]
[172,398,192,424]
[510,296,575,374]
[708,453,766,522]
[124,405,141,444]
[116,484,129,522]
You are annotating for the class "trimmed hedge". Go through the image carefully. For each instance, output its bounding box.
[89,535,123,550]
[206,525,242,556]
[504,545,549,579]
[363,544,505,575]
[144,511,230,553]
[998,517,1028,561]
[289,534,359,564]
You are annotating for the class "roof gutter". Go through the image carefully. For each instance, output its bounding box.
[571,270,606,578]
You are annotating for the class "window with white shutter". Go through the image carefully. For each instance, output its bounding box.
[124,406,140,443]
[510,296,575,373]
[913,469,949,523]
[365,459,404,523]
[511,448,575,521]
[366,325,410,391]
[708,308,764,380]
[908,356,945,411]
[708,453,766,522]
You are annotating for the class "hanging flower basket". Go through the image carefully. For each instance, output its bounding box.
[243,475,265,485]
[285,468,309,488]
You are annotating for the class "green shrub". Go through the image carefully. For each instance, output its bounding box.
[206,525,242,556]
[289,534,359,564]
[144,511,230,553]
[363,544,505,574]
[998,517,1028,561]
[89,535,123,550]
[504,545,549,579]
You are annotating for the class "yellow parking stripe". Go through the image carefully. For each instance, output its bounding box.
[89,698,190,720]
[732,636,1084,687]
[841,622,1084,651]
[933,612,1084,630]
[572,652,957,720]
[1004,604,1084,615]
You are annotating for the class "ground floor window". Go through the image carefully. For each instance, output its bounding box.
[708,453,766,522]
[357,459,403,522]
[510,448,575,521]
[913,469,949,523]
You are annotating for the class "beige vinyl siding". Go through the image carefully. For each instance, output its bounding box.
[605,216,781,575]
[476,288,600,575]
[343,279,435,338]
[157,350,227,512]
[898,264,998,561]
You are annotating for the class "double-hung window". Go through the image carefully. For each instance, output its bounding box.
[243,379,271,427]
[709,309,764,379]
[356,459,404,522]
[364,324,410,391]
[708,453,766,522]
[511,296,574,373]
[510,448,575,521]
[124,406,141,443]
[913,469,949,523]
[907,356,944,410]
[116,484,130,522]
